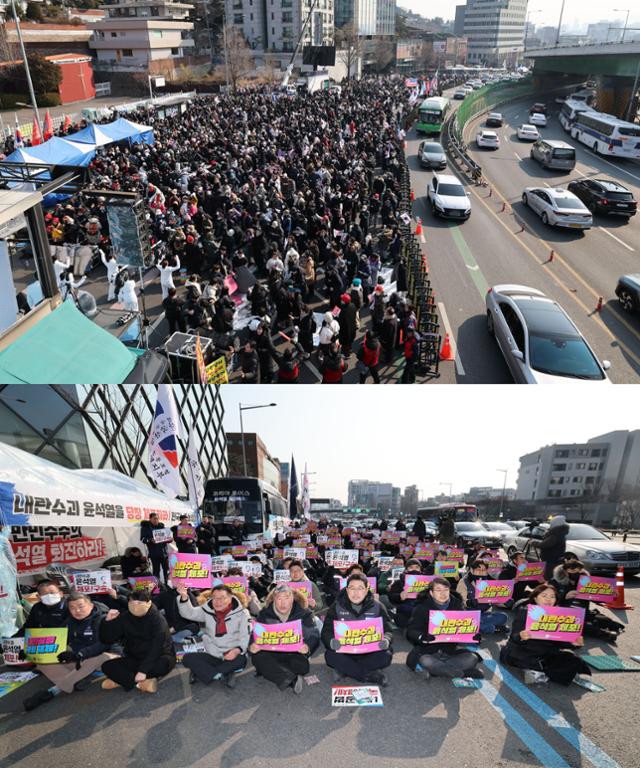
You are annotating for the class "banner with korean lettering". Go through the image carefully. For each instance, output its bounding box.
[253,620,304,652]
[475,579,514,604]
[70,569,112,594]
[282,580,313,600]
[213,576,248,596]
[0,443,194,530]
[334,618,384,654]
[427,610,481,643]
[283,547,306,561]
[434,561,459,578]
[25,628,68,664]
[525,605,585,642]
[1,637,27,666]
[169,553,212,588]
[10,527,109,575]
[326,549,359,569]
[128,575,160,594]
[575,575,617,604]
[515,562,545,582]
[404,574,435,597]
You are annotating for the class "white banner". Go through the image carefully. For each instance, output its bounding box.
[186,428,204,510]
[147,384,182,498]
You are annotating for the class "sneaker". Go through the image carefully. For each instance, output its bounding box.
[188,672,198,685]
[293,675,304,695]
[462,668,484,680]
[414,664,431,682]
[101,679,121,690]
[136,678,158,694]
[23,689,54,712]
[224,673,237,690]
[524,670,549,685]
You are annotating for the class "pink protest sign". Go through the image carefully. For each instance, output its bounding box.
[515,562,545,582]
[213,575,248,595]
[484,558,505,577]
[434,561,459,578]
[306,546,320,559]
[525,604,585,642]
[338,576,377,593]
[428,610,481,643]
[444,548,465,563]
[253,619,304,652]
[403,574,435,597]
[416,552,435,563]
[575,575,617,604]
[334,617,384,654]
[284,580,313,600]
[176,525,196,540]
[231,546,249,559]
[169,553,212,588]
[475,579,515,604]
[128,576,160,595]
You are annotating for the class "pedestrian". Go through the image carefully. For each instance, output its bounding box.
[400,327,419,383]
[337,293,358,355]
[539,516,570,580]
[319,341,348,383]
[162,287,186,335]
[157,256,181,301]
[356,331,381,384]
[140,513,170,584]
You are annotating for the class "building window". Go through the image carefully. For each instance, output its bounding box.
[552,463,566,471]
[591,449,601,457]
[171,47,179,55]
[111,31,118,37]
[585,476,595,484]
[588,462,598,470]
[555,450,569,458]
[122,49,133,56]
[576,462,585,469]
[234,13,243,23]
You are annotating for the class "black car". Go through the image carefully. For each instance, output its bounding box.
[615,274,640,313]
[453,522,502,549]
[567,178,637,218]
[486,112,504,127]
[529,102,548,116]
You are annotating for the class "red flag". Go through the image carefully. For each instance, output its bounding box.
[31,116,42,146]
[63,114,72,131]
[43,110,53,141]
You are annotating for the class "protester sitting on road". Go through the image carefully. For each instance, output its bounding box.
[499,583,591,685]
[120,547,151,579]
[406,577,484,680]
[23,593,119,711]
[250,584,319,694]
[388,558,424,628]
[460,559,509,635]
[549,560,624,643]
[176,583,250,688]
[225,567,262,616]
[434,548,461,589]
[154,585,200,644]
[99,589,176,693]
[288,560,324,611]
[498,551,531,604]
[322,573,393,687]
[21,580,69,631]
[171,514,198,554]
[376,555,406,596]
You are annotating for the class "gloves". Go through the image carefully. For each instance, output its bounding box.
[472,633,482,643]
[329,638,342,651]
[57,650,78,664]
[378,638,390,651]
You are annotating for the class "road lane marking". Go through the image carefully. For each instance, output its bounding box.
[587,150,640,183]
[438,301,465,376]
[514,151,522,160]
[448,225,490,297]
[598,227,634,252]
[543,181,551,187]
[476,680,573,768]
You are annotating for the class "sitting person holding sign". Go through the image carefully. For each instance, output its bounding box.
[322,573,394,687]
[23,593,119,711]
[99,589,176,693]
[406,577,483,680]
[500,583,591,685]
[388,558,426,628]
[459,559,509,635]
[250,584,319,694]
[176,583,250,688]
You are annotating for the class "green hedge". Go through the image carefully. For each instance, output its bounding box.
[0,92,61,109]
[455,79,537,134]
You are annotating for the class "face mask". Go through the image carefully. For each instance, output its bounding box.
[40,593,62,606]
[129,603,151,617]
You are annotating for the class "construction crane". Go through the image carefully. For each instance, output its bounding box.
[281,0,322,88]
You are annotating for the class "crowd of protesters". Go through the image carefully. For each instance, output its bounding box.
[7,76,430,382]
[10,510,626,712]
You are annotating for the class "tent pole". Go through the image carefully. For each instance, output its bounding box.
[138,266,149,349]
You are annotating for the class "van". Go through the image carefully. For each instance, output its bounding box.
[530,139,576,171]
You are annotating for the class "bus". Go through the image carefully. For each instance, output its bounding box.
[571,111,640,159]
[203,477,289,540]
[558,99,591,132]
[416,503,479,524]
[416,97,450,135]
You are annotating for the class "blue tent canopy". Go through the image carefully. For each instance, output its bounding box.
[99,118,154,146]
[3,136,95,167]
[65,123,114,146]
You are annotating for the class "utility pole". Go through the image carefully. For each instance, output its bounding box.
[11,0,41,130]
[222,2,230,90]
[554,0,566,47]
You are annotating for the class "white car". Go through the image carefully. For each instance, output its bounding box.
[486,284,611,384]
[427,173,471,220]
[522,187,592,230]
[476,130,500,149]
[517,124,540,141]
[529,112,547,127]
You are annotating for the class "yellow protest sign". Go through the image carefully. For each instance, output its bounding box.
[206,356,229,384]
[25,628,68,664]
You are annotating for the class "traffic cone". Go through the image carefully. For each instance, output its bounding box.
[440,333,455,361]
[415,217,422,236]
[595,296,603,313]
[410,189,415,202]
[609,566,634,610]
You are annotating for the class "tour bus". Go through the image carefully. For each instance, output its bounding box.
[416,96,450,135]
[571,111,640,159]
[203,476,289,541]
[416,503,479,524]
[558,99,591,132]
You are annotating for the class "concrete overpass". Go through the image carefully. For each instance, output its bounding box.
[524,41,640,118]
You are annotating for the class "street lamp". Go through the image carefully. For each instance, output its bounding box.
[238,402,277,477]
[555,0,567,46]
[10,0,41,130]
[497,469,508,519]
[613,9,631,42]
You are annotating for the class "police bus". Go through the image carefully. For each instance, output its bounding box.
[558,99,591,132]
[571,110,640,159]
[416,503,479,524]
[203,477,289,540]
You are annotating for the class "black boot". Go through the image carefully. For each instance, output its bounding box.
[188,672,198,685]
[24,689,55,712]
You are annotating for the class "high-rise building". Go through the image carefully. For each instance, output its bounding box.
[516,430,640,502]
[225,0,334,55]
[0,385,228,492]
[454,4,466,36]
[463,0,527,66]
[335,0,394,36]
[347,479,400,513]
[226,432,281,491]
[401,484,419,516]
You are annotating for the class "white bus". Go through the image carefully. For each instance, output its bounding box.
[571,111,640,159]
[558,99,591,132]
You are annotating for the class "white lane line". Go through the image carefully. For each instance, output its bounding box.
[513,151,522,160]
[587,150,640,183]
[598,227,635,252]
[543,181,551,187]
[514,114,519,119]
[437,301,466,376]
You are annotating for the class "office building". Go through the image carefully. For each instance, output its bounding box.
[347,479,401,513]
[0,385,228,494]
[401,484,419,516]
[463,0,527,66]
[516,430,640,501]
[226,432,281,491]
[335,0,394,36]
[454,4,466,36]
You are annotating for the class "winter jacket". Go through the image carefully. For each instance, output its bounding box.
[99,604,176,674]
[23,599,69,632]
[254,588,320,655]
[67,602,111,660]
[357,336,380,368]
[320,350,347,383]
[140,521,169,560]
[539,524,569,566]
[321,589,393,650]
[177,592,251,658]
[406,590,471,656]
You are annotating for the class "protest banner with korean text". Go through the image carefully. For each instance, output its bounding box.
[1,637,27,666]
[213,576,248,596]
[575,575,617,604]
[334,617,384,654]
[475,579,514,604]
[376,557,394,572]
[128,575,160,594]
[403,574,435,597]
[428,610,481,643]
[25,628,68,664]
[152,528,174,544]
[176,524,196,540]
[282,581,313,600]
[283,547,306,561]
[327,549,359,569]
[211,555,231,573]
[516,562,545,582]
[253,620,304,652]
[434,561,459,578]
[238,562,262,578]
[70,569,112,594]
[169,553,212,588]
[305,546,320,559]
[525,605,585,642]
[444,548,465,564]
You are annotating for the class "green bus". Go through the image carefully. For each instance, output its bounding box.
[416,96,450,135]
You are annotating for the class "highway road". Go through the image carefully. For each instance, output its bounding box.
[407,91,640,384]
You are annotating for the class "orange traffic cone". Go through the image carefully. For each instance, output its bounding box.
[440,333,454,361]
[415,217,422,236]
[410,189,415,202]
[608,566,634,610]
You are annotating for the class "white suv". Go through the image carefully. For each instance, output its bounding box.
[427,174,471,221]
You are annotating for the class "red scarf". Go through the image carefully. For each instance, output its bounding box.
[213,603,233,636]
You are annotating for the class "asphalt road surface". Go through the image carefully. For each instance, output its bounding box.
[2,574,639,768]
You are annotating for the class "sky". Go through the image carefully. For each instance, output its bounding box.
[400,1,638,32]
[219,386,639,504]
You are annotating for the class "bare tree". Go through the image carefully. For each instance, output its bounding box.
[0,21,18,64]
[370,38,395,75]
[224,25,254,91]
[335,23,362,80]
